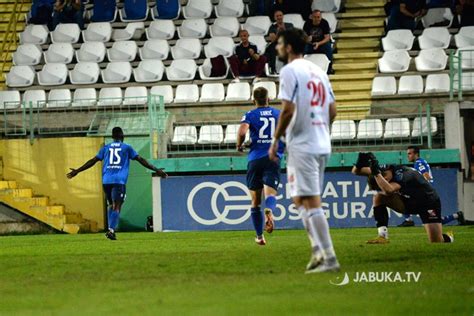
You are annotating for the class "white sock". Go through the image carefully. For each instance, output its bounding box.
[299,206,322,255]
[453,213,459,219]
[308,207,336,260]
[378,226,388,239]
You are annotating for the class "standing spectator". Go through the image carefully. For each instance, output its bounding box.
[387,0,427,30]
[248,0,275,16]
[303,10,334,74]
[52,0,84,30]
[265,10,294,75]
[29,0,55,27]
[456,0,474,26]
[228,30,267,83]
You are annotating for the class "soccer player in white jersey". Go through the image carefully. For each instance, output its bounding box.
[268,28,339,273]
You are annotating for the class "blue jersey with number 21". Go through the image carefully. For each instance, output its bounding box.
[96,141,139,185]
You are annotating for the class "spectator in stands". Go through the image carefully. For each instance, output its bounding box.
[387,0,427,30]
[273,0,312,20]
[228,29,267,83]
[303,9,334,74]
[456,0,474,26]
[52,0,84,30]
[248,0,275,16]
[29,0,55,27]
[265,10,294,75]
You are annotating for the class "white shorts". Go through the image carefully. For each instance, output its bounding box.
[287,152,329,198]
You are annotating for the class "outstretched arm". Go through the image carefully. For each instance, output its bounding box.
[67,157,100,179]
[134,156,168,178]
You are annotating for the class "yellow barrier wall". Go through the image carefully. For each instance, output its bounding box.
[0,137,105,229]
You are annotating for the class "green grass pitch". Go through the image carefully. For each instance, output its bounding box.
[0,227,473,315]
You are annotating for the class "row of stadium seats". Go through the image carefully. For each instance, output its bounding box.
[372,74,452,96]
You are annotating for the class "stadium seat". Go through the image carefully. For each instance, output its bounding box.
[146,20,176,40]
[19,25,49,45]
[119,0,148,22]
[371,76,397,96]
[378,50,411,73]
[82,22,112,43]
[226,82,251,101]
[455,26,474,48]
[107,41,138,62]
[415,48,448,72]
[224,124,249,143]
[284,14,305,29]
[199,58,229,80]
[425,73,450,93]
[123,86,148,106]
[209,17,240,37]
[152,0,181,20]
[90,0,117,22]
[0,91,21,110]
[243,16,272,36]
[418,27,451,50]
[322,13,337,33]
[200,83,225,102]
[412,117,438,137]
[76,42,106,63]
[252,81,277,100]
[311,0,341,13]
[47,89,71,108]
[330,120,356,140]
[101,62,132,84]
[265,63,279,78]
[178,19,208,39]
[139,40,170,60]
[455,72,474,91]
[98,87,123,106]
[112,22,145,41]
[171,39,202,60]
[421,7,454,28]
[248,35,267,54]
[150,85,174,104]
[133,60,165,83]
[37,63,68,86]
[23,89,46,108]
[172,126,198,145]
[198,125,224,144]
[357,119,383,139]
[174,84,200,103]
[204,37,235,58]
[69,62,100,85]
[457,46,474,70]
[183,0,213,19]
[51,23,81,44]
[13,44,42,66]
[6,66,35,88]
[166,59,197,81]
[304,54,330,73]
[398,75,423,95]
[381,30,415,51]
[43,43,74,64]
[73,88,97,107]
[215,0,245,17]
[384,118,411,138]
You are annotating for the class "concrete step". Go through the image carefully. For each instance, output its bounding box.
[334,52,382,60]
[0,23,25,32]
[330,73,376,81]
[0,180,17,189]
[334,92,372,102]
[345,1,385,9]
[337,39,380,49]
[335,30,384,39]
[337,8,385,19]
[0,14,26,23]
[64,212,83,223]
[333,82,372,92]
[0,4,30,13]
[333,61,377,71]
[340,19,385,29]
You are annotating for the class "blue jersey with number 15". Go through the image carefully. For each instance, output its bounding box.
[96,141,139,185]
[241,107,285,161]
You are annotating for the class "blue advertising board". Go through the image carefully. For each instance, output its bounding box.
[152,169,459,231]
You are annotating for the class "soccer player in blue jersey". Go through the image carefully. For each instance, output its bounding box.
[67,127,167,240]
[237,87,284,246]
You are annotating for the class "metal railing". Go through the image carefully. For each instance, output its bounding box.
[450,48,474,101]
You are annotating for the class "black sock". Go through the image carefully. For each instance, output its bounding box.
[374,205,389,227]
[442,233,453,243]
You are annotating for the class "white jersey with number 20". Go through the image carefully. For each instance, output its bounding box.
[278,58,335,155]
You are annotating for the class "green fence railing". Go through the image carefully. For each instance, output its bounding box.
[450,48,474,101]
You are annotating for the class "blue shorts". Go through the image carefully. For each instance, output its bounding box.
[246,156,281,191]
[103,184,126,205]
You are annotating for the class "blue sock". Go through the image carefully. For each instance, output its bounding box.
[250,207,263,237]
[109,210,120,231]
[264,196,277,214]
[442,214,455,225]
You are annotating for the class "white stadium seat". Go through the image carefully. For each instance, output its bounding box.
[252,81,277,100]
[284,14,305,29]
[331,120,356,140]
[47,89,71,108]
[381,30,415,51]
[19,25,49,45]
[248,35,267,55]
[418,27,451,50]
[13,44,42,66]
[37,63,68,86]
[200,83,225,102]
[371,76,397,96]
[243,16,272,36]
[171,39,202,60]
[198,125,224,144]
[304,54,330,72]
[73,88,97,107]
[6,66,35,88]
[172,126,198,145]
[133,60,165,83]
[76,42,106,63]
[150,85,174,104]
[384,118,410,138]
[412,117,438,137]
[0,91,21,110]
[422,7,454,28]
[357,119,383,139]
[209,17,240,37]
[226,82,251,101]
[215,0,245,17]
[312,0,341,12]
[107,41,138,62]
[23,89,46,108]
[425,73,450,93]
[139,39,170,60]
[178,19,208,39]
[82,22,112,43]
[398,75,423,95]
[204,36,235,58]
[123,86,148,106]
[183,0,213,19]
[322,13,337,33]
[101,61,132,84]
[415,48,448,72]
[69,62,100,85]
[174,84,200,103]
[378,50,411,73]
[457,46,474,70]
[455,26,474,48]
[224,124,249,144]
[199,58,229,80]
[166,59,197,81]
[112,22,145,41]
[146,20,176,40]
[51,23,81,43]
[98,87,123,106]
[43,43,74,64]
